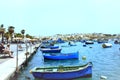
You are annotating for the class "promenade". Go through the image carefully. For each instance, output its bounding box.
[0,43,40,80]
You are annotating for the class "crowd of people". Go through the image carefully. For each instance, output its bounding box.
[0,43,13,58]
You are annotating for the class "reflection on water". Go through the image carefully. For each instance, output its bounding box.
[18,41,120,80]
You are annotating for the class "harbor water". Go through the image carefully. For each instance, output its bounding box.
[17,41,120,80]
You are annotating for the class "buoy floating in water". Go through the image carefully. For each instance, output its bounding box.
[82,56,86,60]
[100,75,107,80]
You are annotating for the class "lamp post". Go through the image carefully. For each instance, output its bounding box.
[16,39,19,73]
[25,52,29,66]
[30,41,32,54]
[25,41,29,66]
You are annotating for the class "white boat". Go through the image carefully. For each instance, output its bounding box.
[102,43,112,48]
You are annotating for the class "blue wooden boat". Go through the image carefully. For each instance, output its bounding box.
[114,40,120,44]
[97,39,108,44]
[85,41,94,44]
[82,43,87,47]
[43,52,79,60]
[40,48,62,53]
[41,45,59,49]
[56,38,65,43]
[30,62,93,80]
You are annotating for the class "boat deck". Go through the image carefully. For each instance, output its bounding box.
[34,65,89,72]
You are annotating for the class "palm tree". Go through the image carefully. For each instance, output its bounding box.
[0,24,5,43]
[21,29,25,39]
[26,34,30,38]
[26,34,33,39]
[15,33,23,38]
[8,26,15,43]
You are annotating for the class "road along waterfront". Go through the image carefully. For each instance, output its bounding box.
[0,42,40,80]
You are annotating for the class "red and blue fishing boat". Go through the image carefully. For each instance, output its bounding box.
[30,62,93,80]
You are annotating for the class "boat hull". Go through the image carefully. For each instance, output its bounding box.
[43,52,79,60]
[30,63,92,80]
[102,43,112,48]
[85,41,94,44]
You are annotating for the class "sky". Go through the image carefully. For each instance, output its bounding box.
[0,0,120,37]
